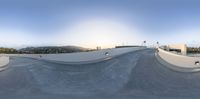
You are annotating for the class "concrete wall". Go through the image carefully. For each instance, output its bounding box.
[0,56,9,71]
[157,47,200,72]
[168,44,187,55]
[4,47,146,64]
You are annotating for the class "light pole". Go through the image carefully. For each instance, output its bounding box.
[156,42,159,48]
[141,41,146,46]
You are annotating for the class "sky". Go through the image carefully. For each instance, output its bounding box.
[1,0,200,48]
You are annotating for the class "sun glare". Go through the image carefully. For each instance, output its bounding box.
[61,19,141,48]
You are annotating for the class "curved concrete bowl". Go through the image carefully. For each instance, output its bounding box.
[0,56,9,71]
[156,48,200,72]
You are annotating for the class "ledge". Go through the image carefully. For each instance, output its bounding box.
[155,52,200,72]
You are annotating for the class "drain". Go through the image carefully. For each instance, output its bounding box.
[195,61,200,65]
[105,52,109,56]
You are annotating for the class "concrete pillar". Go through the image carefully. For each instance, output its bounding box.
[181,44,187,55]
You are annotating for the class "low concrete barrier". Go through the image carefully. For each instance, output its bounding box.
[0,56,9,71]
[156,47,200,72]
[6,47,146,64]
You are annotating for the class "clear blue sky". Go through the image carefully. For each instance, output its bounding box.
[1,0,200,48]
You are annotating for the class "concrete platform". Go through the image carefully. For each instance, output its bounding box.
[1,49,200,99]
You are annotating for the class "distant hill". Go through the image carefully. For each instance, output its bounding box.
[0,46,95,54]
[18,46,92,54]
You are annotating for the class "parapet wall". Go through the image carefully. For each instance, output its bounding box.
[157,47,200,72]
[5,47,146,64]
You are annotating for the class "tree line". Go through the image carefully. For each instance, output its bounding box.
[0,47,18,54]
[187,47,200,53]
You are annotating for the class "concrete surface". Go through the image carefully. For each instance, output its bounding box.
[1,49,200,99]
[157,48,200,72]
[5,47,146,64]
